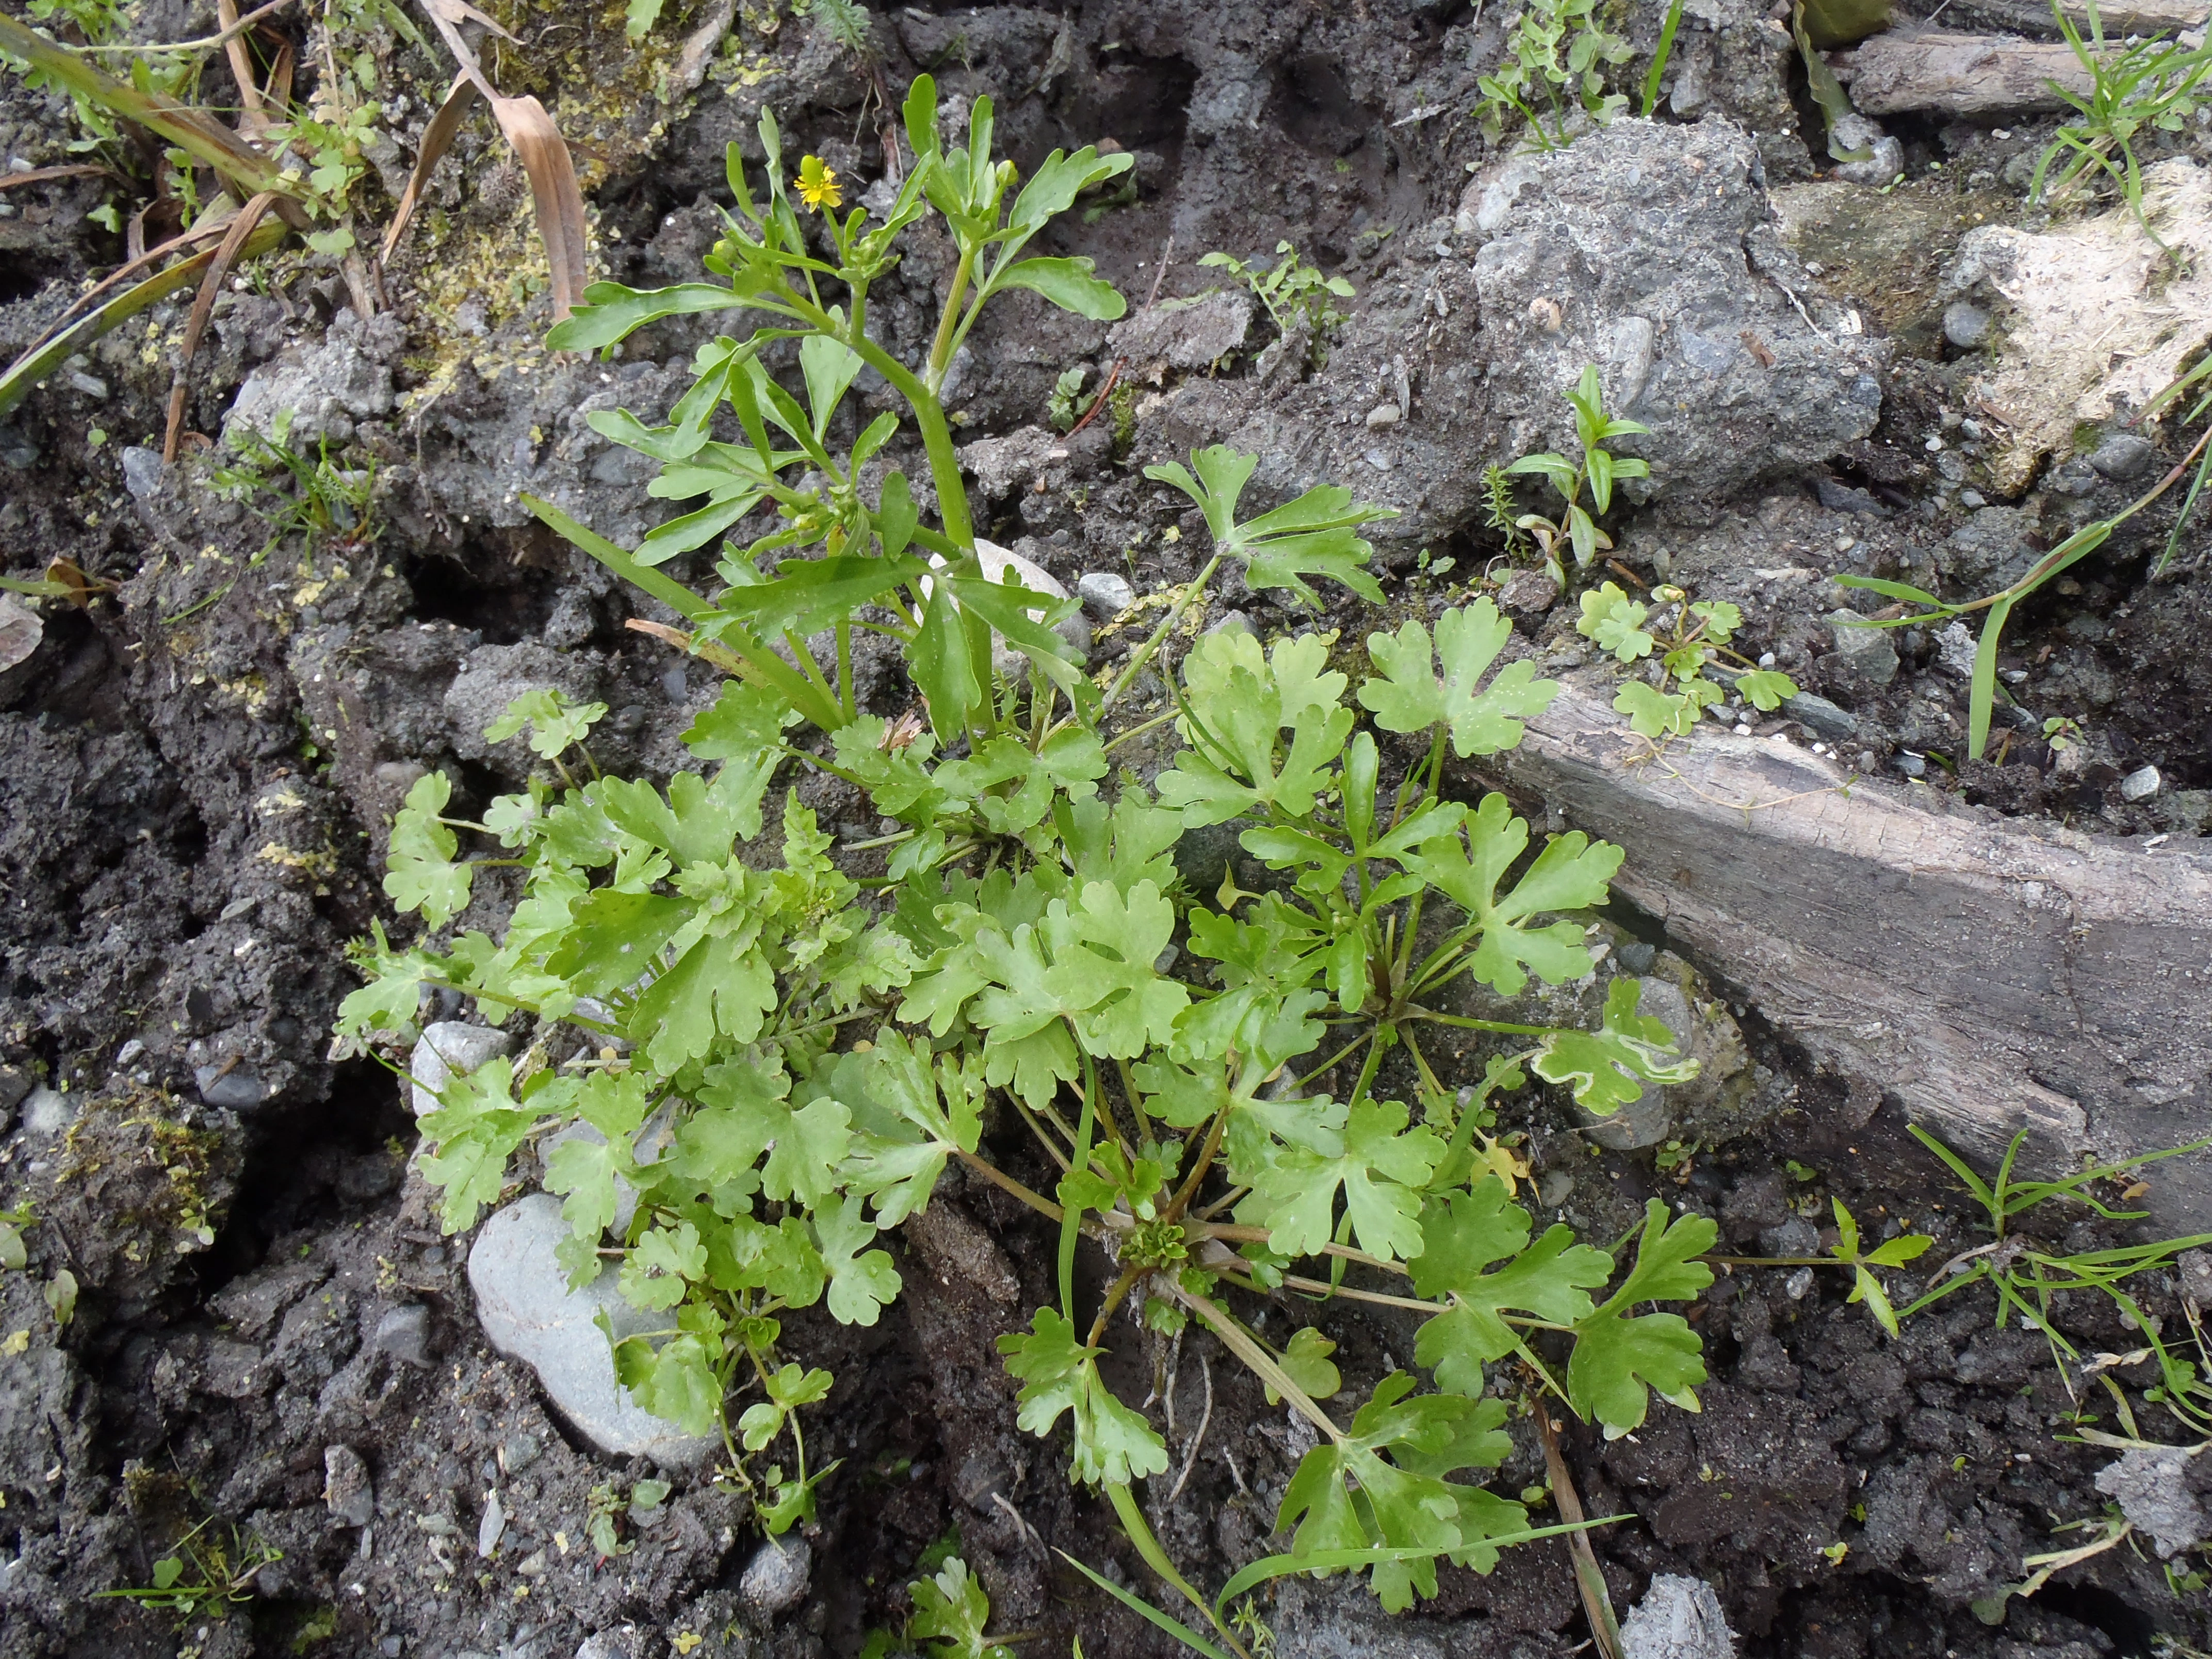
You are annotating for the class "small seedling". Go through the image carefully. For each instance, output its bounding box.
[1575,583,1798,740]
[95,1515,280,1622]
[2043,714,2084,754]
[1047,366,1089,433]
[1507,365,1650,584]
[1476,0,1632,152]
[2030,0,2212,249]
[1904,1127,2212,1431]
[1200,241,1355,341]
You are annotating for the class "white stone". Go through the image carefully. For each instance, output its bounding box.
[738,1536,812,1616]
[19,1087,74,1139]
[1075,571,1134,618]
[467,1195,718,1470]
[1621,1573,1736,1658]
[2121,764,2162,802]
[410,1022,516,1118]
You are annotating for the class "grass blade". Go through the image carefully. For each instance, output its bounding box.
[1641,0,1685,118]
[1965,593,2012,759]
[0,13,300,210]
[382,73,479,263]
[1535,1400,1624,1659]
[0,218,288,419]
[1059,1551,1235,1659]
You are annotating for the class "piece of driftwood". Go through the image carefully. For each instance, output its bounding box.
[1834,31,2099,116]
[1475,678,2212,1232]
[1974,0,2208,32]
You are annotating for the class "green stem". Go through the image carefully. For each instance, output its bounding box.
[926,244,977,392]
[1169,1284,1344,1446]
[1060,1045,1099,1320]
[1100,552,1227,717]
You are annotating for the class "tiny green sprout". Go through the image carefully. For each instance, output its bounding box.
[1507,364,1649,584]
[2043,714,2084,754]
[1477,0,1633,152]
[1047,366,1089,432]
[1124,1218,1190,1271]
[1200,240,1356,341]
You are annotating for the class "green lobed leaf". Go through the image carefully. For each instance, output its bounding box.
[384,771,473,928]
[1359,601,1561,757]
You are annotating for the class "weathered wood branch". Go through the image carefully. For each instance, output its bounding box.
[1474,678,2212,1232]
[1971,0,2207,34]
[1833,31,2100,117]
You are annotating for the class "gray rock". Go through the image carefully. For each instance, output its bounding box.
[19,1086,76,1139]
[323,1444,376,1528]
[2090,432,2155,481]
[1108,290,1253,371]
[1940,506,2042,590]
[371,1304,433,1368]
[1934,621,1978,679]
[1147,120,1885,555]
[477,1487,505,1557]
[1206,610,1256,638]
[1894,751,1927,777]
[1076,571,1134,618]
[120,446,167,502]
[1814,477,1883,516]
[2046,454,2102,496]
[445,644,608,765]
[955,426,1064,502]
[195,1065,270,1110]
[1825,609,1899,686]
[1622,1573,1737,1658]
[1942,301,1991,350]
[2120,764,2162,802]
[2095,1446,2209,1557]
[410,1022,516,1118]
[573,1630,644,1659]
[223,307,398,447]
[1830,113,1904,189]
[0,422,37,469]
[737,1535,812,1616]
[1783,691,1857,743]
[1497,569,1561,616]
[1364,402,1402,428]
[467,1194,719,1469]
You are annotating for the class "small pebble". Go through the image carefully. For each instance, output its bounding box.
[2119,764,2162,802]
[478,1489,506,1558]
[1785,1266,1816,1300]
[1943,300,1991,349]
[1364,402,1402,428]
[1075,571,1134,618]
[1959,489,1986,510]
[1895,752,1927,778]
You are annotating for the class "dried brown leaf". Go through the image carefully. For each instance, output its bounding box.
[490,94,588,319]
[164,189,283,462]
[382,72,479,263]
[421,0,518,44]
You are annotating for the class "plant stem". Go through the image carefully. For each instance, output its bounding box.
[1099,553,1226,717]
[954,1151,1063,1221]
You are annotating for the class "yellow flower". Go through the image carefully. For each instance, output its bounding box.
[794,155,842,212]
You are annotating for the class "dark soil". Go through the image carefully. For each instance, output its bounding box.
[2,2,2208,1657]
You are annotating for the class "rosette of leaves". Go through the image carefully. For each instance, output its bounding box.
[339,67,1722,1646]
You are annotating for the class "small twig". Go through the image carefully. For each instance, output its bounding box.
[1534,1401,1625,1659]
[1064,356,1124,438]
[1167,1356,1214,1505]
[83,0,299,51]
[989,1491,1048,1560]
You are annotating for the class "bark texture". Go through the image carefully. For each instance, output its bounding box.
[1475,679,2212,1232]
